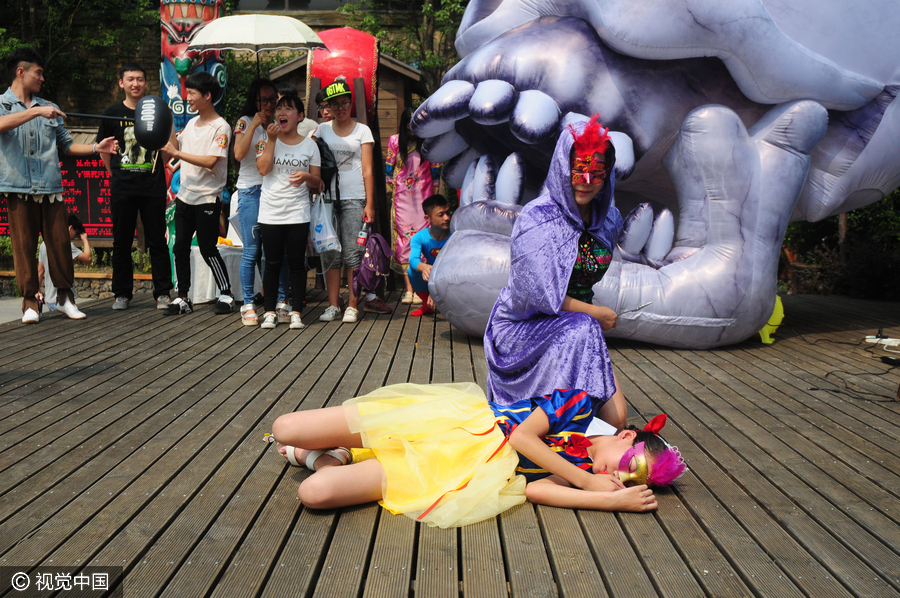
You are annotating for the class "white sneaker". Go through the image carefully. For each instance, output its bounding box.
[341,306,359,323]
[401,291,414,304]
[22,308,39,324]
[58,299,86,320]
[260,312,277,329]
[276,301,291,323]
[290,313,306,329]
[318,305,342,322]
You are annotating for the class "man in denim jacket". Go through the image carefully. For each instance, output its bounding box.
[0,48,117,324]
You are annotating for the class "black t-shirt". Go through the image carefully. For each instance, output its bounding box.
[96,101,167,197]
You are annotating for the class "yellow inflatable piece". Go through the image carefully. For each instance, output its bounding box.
[344,383,526,528]
[758,295,784,344]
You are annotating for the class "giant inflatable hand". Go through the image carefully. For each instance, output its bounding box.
[416,6,900,348]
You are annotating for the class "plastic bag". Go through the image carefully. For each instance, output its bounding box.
[310,195,341,255]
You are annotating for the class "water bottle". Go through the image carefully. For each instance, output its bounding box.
[356,222,369,246]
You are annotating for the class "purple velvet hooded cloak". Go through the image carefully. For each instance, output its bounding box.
[484,122,623,406]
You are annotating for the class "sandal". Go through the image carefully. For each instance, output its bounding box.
[264,434,353,470]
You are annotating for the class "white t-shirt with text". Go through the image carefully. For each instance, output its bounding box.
[257,135,321,225]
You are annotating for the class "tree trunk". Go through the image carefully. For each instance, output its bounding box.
[838,212,849,268]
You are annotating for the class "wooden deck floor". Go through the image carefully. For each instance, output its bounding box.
[1,291,899,598]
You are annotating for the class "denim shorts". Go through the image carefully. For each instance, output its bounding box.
[321,197,366,270]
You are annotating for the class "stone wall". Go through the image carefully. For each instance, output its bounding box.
[0,275,154,300]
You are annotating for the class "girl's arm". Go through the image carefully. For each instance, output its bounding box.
[525,477,658,512]
[233,115,261,161]
[361,141,375,223]
[561,296,617,330]
[509,408,622,494]
[256,125,279,176]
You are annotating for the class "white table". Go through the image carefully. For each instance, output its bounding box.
[188,244,260,304]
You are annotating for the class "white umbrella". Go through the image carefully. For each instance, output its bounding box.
[188,14,327,81]
[188,14,327,54]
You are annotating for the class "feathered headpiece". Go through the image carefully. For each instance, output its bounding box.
[643,414,687,487]
[568,114,611,170]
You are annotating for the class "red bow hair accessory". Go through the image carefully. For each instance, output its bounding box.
[568,114,611,166]
[643,414,667,434]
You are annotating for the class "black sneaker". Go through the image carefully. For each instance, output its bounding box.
[214,294,235,314]
[167,297,193,315]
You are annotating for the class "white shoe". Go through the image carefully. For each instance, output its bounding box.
[58,299,86,320]
[401,291,414,304]
[260,312,277,329]
[318,305,342,322]
[290,313,306,329]
[22,308,39,324]
[341,306,359,323]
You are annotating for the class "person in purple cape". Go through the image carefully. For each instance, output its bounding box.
[485,115,627,430]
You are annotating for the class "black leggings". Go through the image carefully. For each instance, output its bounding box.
[173,199,231,297]
[259,222,309,313]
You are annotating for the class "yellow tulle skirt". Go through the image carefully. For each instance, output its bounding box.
[343,382,527,528]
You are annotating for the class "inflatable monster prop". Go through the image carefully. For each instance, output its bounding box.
[160,0,227,130]
[415,0,900,348]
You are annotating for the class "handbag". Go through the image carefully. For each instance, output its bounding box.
[310,194,341,255]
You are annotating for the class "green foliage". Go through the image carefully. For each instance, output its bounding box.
[131,248,152,274]
[338,0,465,95]
[0,235,13,270]
[781,189,900,299]
[0,0,159,100]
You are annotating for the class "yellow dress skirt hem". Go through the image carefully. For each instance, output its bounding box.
[343,382,526,528]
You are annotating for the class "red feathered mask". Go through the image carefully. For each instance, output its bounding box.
[568,114,611,171]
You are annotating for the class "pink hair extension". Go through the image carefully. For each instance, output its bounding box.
[647,445,686,487]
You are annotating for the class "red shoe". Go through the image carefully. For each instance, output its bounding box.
[410,292,433,317]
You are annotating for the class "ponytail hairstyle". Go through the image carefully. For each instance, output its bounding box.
[397,106,421,164]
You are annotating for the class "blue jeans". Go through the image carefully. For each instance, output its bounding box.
[238,186,289,305]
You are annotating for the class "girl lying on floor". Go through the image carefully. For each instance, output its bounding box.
[268,383,685,528]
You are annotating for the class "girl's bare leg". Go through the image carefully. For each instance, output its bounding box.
[325,268,341,307]
[347,267,358,309]
[299,458,385,509]
[597,370,628,431]
[271,405,362,450]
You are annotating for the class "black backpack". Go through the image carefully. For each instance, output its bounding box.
[314,137,340,202]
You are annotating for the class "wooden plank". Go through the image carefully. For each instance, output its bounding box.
[697,348,900,520]
[461,518,508,598]
[610,366,802,598]
[534,506,608,598]
[363,513,417,598]
[617,510,705,598]
[615,348,866,598]
[312,506,380,598]
[578,510,658,598]
[500,502,557,598]
[66,319,351,595]
[14,301,349,591]
[415,524,459,598]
